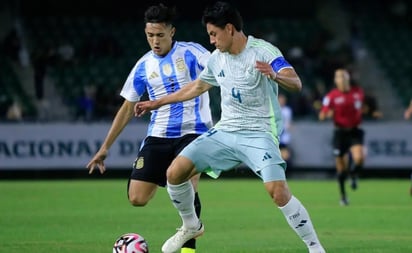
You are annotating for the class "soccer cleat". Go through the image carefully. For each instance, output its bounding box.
[340,198,349,206]
[162,222,204,253]
[180,247,196,253]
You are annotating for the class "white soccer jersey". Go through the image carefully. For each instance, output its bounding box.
[199,35,293,138]
[120,41,213,138]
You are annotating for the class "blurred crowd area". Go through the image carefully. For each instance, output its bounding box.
[1,0,411,123]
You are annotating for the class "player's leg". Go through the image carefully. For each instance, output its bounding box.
[348,144,363,190]
[162,129,240,253]
[349,128,365,190]
[335,155,349,205]
[166,156,200,230]
[128,137,174,206]
[162,156,204,253]
[166,129,238,230]
[173,134,203,253]
[179,175,202,253]
[128,179,158,206]
[333,129,350,205]
[239,133,325,252]
[410,172,412,196]
[264,179,325,253]
[189,173,202,224]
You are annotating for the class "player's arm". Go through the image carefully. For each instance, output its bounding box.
[255,61,302,92]
[134,79,213,117]
[318,109,330,121]
[404,99,412,120]
[86,100,136,174]
[319,94,333,121]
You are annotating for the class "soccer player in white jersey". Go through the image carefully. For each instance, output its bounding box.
[86,4,212,253]
[135,2,326,253]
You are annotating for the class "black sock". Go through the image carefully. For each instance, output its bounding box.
[194,192,201,218]
[182,192,201,249]
[337,172,347,199]
[350,164,363,179]
[353,164,363,174]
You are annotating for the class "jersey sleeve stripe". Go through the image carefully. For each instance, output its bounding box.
[250,40,279,56]
[179,41,208,53]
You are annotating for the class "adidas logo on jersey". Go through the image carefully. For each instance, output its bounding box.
[149,71,159,79]
[218,70,225,77]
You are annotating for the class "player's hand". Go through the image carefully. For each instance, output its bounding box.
[134,100,160,117]
[255,61,277,79]
[86,149,108,174]
[319,110,333,121]
[404,110,411,120]
[327,110,334,118]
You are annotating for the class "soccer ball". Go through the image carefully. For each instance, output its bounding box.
[112,233,149,253]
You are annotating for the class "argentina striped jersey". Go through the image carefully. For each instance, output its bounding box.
[120,41,213,138]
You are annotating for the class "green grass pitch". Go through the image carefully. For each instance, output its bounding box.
[0,178,411,253]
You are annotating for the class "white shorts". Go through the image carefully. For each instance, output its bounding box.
[179,128,287,182]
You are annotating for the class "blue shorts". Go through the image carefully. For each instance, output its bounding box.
[179,128,287,182]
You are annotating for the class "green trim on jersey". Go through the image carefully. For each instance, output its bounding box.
[249,40,280,57]
[268,98,279,142]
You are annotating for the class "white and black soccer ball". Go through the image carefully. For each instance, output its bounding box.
[112,233,149,253]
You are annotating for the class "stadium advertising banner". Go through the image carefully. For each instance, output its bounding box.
[290,122,412,169]
[0,122,411,170]
[0,123,147,170]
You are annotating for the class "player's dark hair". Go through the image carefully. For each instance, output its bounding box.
[201,1,243,31]
[144,3,177,26]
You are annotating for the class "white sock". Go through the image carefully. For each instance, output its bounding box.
[167,181,199,229]
[279,196,322,248]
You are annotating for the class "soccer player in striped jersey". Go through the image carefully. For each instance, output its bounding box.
[86,4,212,253]
[135,2,326,253]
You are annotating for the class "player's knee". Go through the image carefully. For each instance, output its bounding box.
[266,182,291,207]
[166,166,182,184]
[128,193,149,207]
[166,157,194,184]
[272,191,291,207]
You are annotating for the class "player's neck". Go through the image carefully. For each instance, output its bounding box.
[228,31,248,55]
[338,84,350,93]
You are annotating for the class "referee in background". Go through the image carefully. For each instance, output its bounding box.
[319,68,365,206]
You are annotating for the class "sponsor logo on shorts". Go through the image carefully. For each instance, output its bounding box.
[134,157,144,170]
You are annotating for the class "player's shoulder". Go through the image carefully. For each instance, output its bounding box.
[134,50,153,66]
[203,48,220,62]
[247,35,281,53]
[327,88,341,97]
[350,85,364,93]
[247,36,284,60]
[175,41,209,53]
